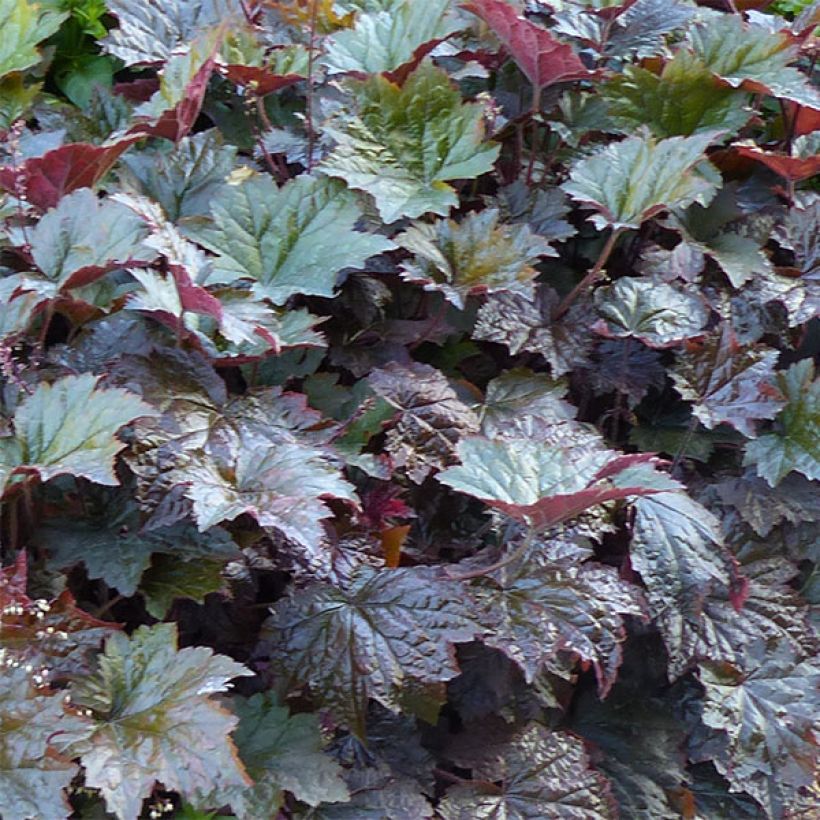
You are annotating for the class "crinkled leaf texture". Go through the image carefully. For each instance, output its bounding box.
[439,723,616,819]
[700,642,819,814]
[476,558,646,696]
[324,0,461,79]
[206,692,349,818]
[264,565,479,733]
[562,131,719,230]
[744,359,820,486]
[0,667,83,820]
[439,434,679,529]
[320,61,500,223]
[192,173,394,303]
[54,623,253,820]
[462,0,596,94]
[396,209,553,309]
[0,373,156,492]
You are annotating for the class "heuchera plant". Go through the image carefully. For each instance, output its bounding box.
[0,0,818,817]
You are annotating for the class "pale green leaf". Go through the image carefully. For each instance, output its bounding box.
[0,0,66,78]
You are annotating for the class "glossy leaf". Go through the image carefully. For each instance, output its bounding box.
[192,174,394,303]
[54,623,253,820]
[396,209,553,309]
[0,0,66,77]
[264,566,479,732]
[562,131,719,230]
[320,61,500,222]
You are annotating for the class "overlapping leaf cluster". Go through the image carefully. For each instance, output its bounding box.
[0,0,817,817]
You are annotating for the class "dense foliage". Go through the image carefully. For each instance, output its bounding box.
[0,0,818,818]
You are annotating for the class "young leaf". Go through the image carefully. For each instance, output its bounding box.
[671,325,785,437]
[324,0,461,80]
[594,277,710,348]
[53,623,253,820]
[562,131,719,230]
[320,61,500,223]
[264,566,479,732]
[0,373,156,491]
[494,181,577,244]
[699,642,819,813]
[476,559,646,695]
[438,435,679,528]
[191,174,394,304]
[462,0,595,101]
[0,667,82,819]
[438,723,616,818]
[396,209,553,309]
[690,14,820,109]
[743,359,820,486]
[369,362,479,483]
[206,693,349,818]
[602,52,752,138]
[0,0,67,77]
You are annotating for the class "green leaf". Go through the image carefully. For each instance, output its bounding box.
[476,559,645,695]
[0,373,156,491]
[700,642,819,814]
[192,174,394,303]
[0,0,67,78]
[54,623,253,820]
[594,277,710,348]
[671,325,785,437]
[438,723,616,819]
[602,52,752,138]
[0,667,83,820]
[439,433,680,529]
[139,554,227,618]
[743,359,820,486]
[23,188,155,292]
[320,60,500,222]
[562,131,719,230]
[264,565,479,732]
[324,0,460,77]
[690,14,820,109]
[396,209,553,309]
[208,693,349,818]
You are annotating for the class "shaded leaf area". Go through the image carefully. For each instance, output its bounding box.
[52,623,252,820]
[320,60,500,222]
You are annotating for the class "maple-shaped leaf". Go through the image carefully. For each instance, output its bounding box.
[264,565,479,733]
[139,553,227,618]
[743,358,820,486]
[0,373,156,492]
[602,52,752,138]
[17,188,156,292]
[772,191,818,285]
[396,209,553,309]
[0,277,42,341]
[37,495,238,596]
[0,666,84,819]
[474,286,596,377]
[462,0,596,104]
[699,643,819,814]
[191,173,394,304]
[0,0,67,77]
[439,435,679,529]
[562,131,719,230]
[325,0,461,81]
[438,723,616,818]
[579,340,666,408]
[0,138,138,212]
[53,623,253,820]
[690,14,820,110]
[594,277,710,348]
[320,60,500,223]
[205,693,349,818]
[119,130,237,221]
[102,0,242,65]
[602,0,696,59]
[368,361,479,483]
[494,180,577,245]
[476,558,645,695]
[630,492,737,676]
[671,325,785,437]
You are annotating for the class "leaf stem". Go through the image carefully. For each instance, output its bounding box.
[553,227,624,320]
[305,0,319,172]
